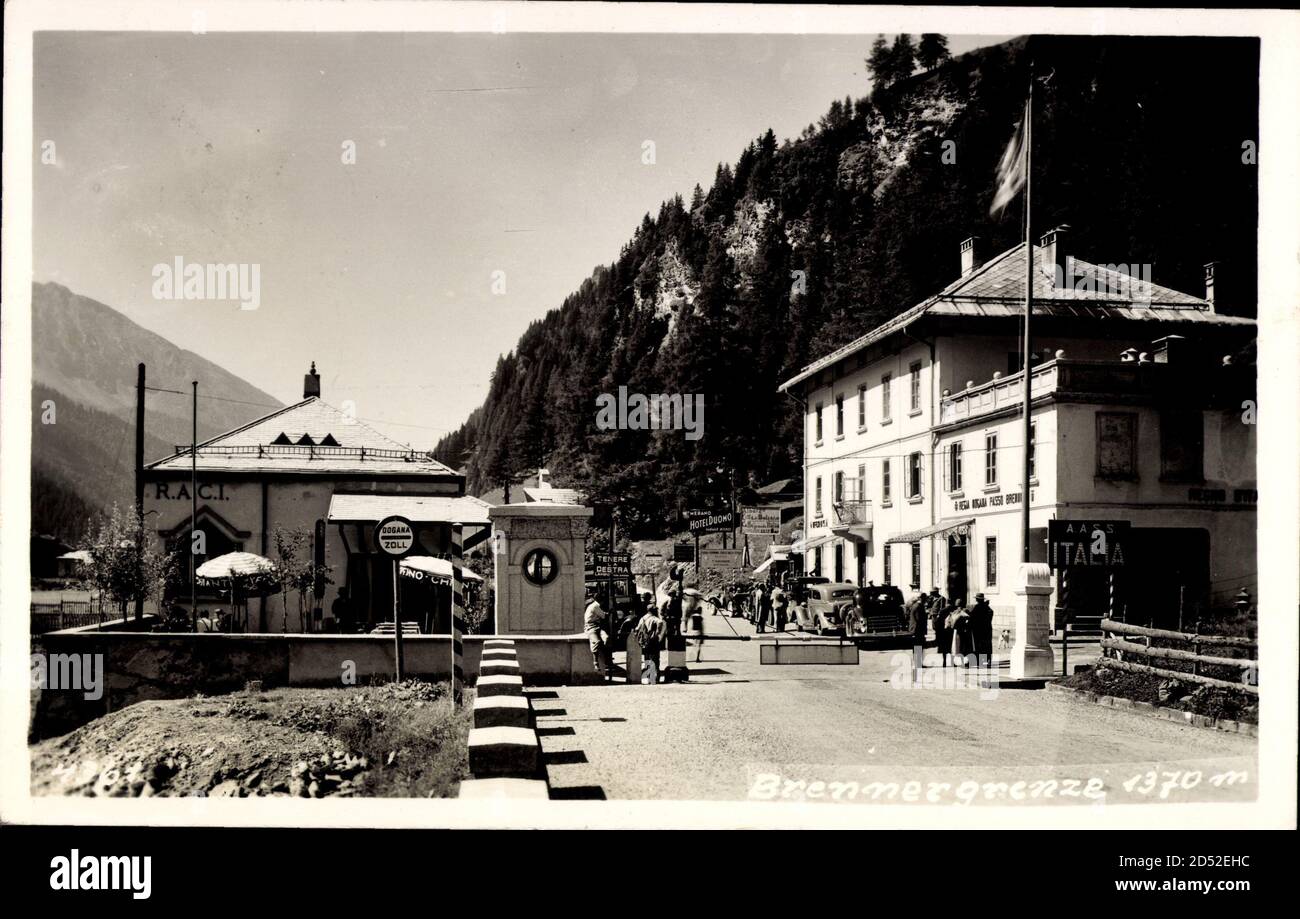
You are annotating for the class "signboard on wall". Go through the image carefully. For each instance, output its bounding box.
[687,507,736,534]
[585,551,632,579]
[699,548,744,577]
[1047,520,1131,570]
[741,506,780,536]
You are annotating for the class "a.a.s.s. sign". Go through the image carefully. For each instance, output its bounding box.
[1047,519,1130,570]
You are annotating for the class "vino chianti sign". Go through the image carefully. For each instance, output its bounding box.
[1047,520,1130,570]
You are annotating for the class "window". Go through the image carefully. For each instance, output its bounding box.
[883,544,892,585]
[834,471,845,503]
[814,477,822,517]
[907,452,923,499]
[910,542,921,588]
[812,546,823,577]
[522,548,559,586]
[881,374,892,421]
[814,403,824,442]
[857,384,867,428]
[948,442,963,492]
[986,537,998,588]
[1096,412,1137,479]
[1028,422,1037,480]
[985,432,998,486]
[834,543,844,582]
[882,459,892,504]
[857,464,866,503]
[1160,409,1204,481]
[835,395,844,437]
[909,361,922,413]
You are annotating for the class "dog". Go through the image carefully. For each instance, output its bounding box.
[997,629,1012,650]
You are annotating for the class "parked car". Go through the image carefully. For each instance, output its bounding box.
[844,584,911,643]
[792,581,858,634]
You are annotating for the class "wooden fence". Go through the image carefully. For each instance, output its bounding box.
[1099,618,1257,695]
[30,597,110,634]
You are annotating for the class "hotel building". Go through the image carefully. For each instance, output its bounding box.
[778,228,1256,635]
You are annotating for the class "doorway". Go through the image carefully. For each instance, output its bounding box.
[946,533,969,603]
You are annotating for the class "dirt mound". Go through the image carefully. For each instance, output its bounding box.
[30,681,467,798]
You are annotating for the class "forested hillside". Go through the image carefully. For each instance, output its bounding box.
[434,34,1258,538]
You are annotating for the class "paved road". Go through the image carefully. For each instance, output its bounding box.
[533,611,1256,803]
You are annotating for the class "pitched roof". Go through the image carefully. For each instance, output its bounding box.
[146,397,456,476]
[327,493,492,525]
[779,242,1254,392]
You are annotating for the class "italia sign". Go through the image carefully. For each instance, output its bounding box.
[1047,520,1130,570]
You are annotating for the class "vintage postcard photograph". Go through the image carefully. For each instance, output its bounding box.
[2,1,1297,843]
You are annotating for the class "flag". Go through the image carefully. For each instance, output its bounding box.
[990,100,1028,216]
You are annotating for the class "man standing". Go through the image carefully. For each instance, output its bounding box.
[584,587,612,681]
[634,603,668,684]
[771,582,789,633]
[927,587,949,666]
[905,585,928,670]
[969,592,995,668]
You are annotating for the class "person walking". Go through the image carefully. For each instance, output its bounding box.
[634,603,668,684]
[755,582,771,633]
[584,587,613,681]
[683,587,706,662]
[969,592,995,668]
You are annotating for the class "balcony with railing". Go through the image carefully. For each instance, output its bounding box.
[830,495,872,538]
[936,356,1201,427]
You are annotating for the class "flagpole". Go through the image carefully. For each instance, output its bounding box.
[1020,72,1034,564]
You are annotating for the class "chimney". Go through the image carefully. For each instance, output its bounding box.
[1039,224,1072,287]
[1204,262,1218,309]
[303,361,321,399]
[959,237,982,277]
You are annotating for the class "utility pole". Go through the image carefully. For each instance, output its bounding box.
[135,363,146,620]
[191,380,198,628]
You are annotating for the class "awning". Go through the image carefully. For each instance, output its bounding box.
[399,556,484,583]
[752,558,774,575]
[327,493,492,526]
[884,518,976,545]
[791,533,834,554]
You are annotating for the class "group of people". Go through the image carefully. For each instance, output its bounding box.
[903,587,996,667]
[583,566,706,685]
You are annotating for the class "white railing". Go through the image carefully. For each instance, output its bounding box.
[939,362,1060,425]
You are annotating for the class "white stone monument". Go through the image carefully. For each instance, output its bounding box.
[1010,562,1055,679]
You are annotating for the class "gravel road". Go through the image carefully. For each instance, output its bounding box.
[533,612,1257,803]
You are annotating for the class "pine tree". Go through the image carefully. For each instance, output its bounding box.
[917,33,951,71]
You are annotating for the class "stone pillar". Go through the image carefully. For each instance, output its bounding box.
[488,503,593,635]
[1010,562,1055,679]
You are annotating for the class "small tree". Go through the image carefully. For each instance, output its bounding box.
[82,504,176,622]
[271,525,331,632]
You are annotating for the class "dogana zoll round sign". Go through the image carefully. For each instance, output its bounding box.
[376,516,415,556]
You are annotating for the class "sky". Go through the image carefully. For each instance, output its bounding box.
[34,31,1011,448]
